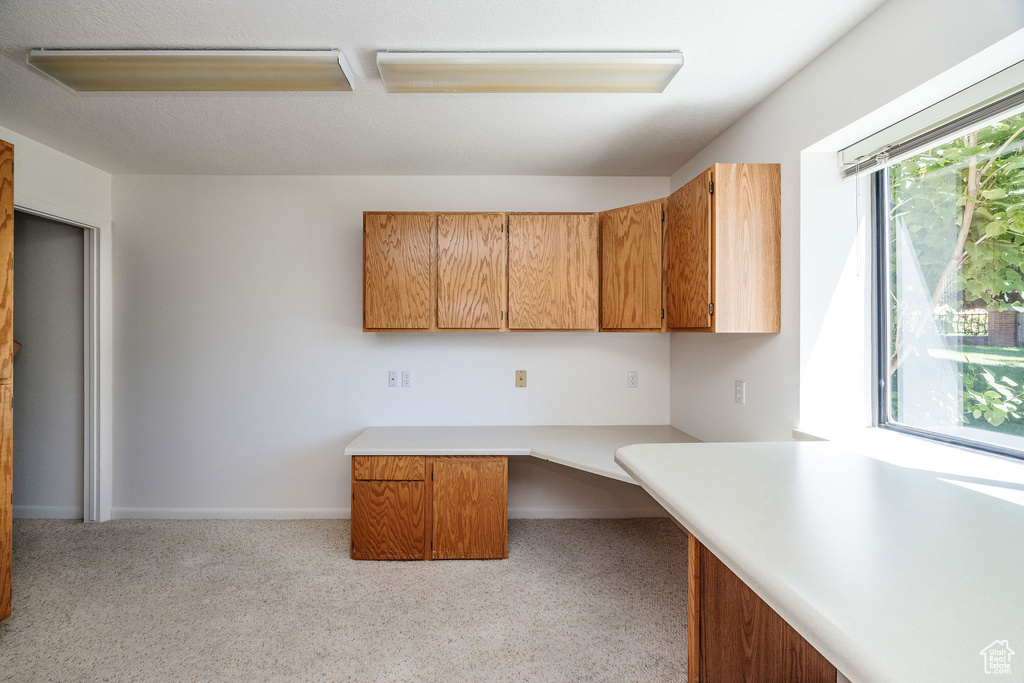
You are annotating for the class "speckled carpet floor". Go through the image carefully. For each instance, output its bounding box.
[0,519,688,682]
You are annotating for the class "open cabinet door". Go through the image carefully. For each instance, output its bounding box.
[0,139,12,623]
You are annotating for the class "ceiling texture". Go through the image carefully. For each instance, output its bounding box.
[0,0,888,176]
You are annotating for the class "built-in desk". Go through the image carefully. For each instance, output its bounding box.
[345,425,700,482]
[616,441,1024,683]
[344,425,699,561]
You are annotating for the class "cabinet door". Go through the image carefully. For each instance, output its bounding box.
[363,212,435,330]
[600,200,664,331]
[665,170,713,330]
[437,213,505,329]
[432,456,507,560]
[507,214,598,330]
[351,481,426,560]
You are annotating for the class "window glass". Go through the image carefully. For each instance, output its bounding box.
[883,109,1024,453]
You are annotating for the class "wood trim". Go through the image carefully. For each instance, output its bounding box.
[0,139,11,623]
[687,533,701,683]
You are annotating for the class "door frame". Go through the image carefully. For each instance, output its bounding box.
[14,204,111,522]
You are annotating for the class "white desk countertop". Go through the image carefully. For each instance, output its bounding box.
[615,441,1024,683]
[345,425,699,483]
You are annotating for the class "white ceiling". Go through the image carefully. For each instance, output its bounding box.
[0,0,888,176]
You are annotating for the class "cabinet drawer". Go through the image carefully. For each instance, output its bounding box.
[352,455,425,481]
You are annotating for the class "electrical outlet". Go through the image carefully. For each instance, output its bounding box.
[515,370,527,388]
[388,371,398,388]
[402,370,412,388]
[627,371,638,388]
[735,380,746,405]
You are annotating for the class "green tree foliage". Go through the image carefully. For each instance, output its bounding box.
[889,111,1024,428]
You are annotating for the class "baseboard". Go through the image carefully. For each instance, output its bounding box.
[14,505,81,519]
[109,506,667,520]
[508,506,668,519]
[112,507,351,520]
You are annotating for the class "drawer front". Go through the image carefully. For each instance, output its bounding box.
[351,481,425,560]
[352,455,425,481]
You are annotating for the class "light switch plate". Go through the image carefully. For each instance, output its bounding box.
[516,370,527,388]
[388,371,398,388]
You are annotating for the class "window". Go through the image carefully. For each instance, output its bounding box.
[877,107,1024,457]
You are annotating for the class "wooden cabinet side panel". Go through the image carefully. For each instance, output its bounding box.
[437,213,505,329]
[352,455,426,481]
[0,140,11,623]
[363,212,435,330]
[0,386,10,622]
[508,214,597,330]
[713,164,781,333]
[600,201,662,330]
[431,456,508,560]
[687,533,702,683]
[698,543,835,683]
[351,481,426,560]
[666,171,712,329]
[0,142,12,383]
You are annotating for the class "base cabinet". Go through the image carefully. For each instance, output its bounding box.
[688,535,836,682]
[351,455,508,560]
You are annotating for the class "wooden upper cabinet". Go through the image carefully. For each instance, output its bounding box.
[665,164,781,333]
[437,213,506,329]
[363,212,435,330]
[666,170,713,330]
[600,200,664,331]
[507,213,598,330]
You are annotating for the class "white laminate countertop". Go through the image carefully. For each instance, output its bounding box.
[615,441,1024,683]
[344,425,699,483]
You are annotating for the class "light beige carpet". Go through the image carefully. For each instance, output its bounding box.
[0,519,688,682]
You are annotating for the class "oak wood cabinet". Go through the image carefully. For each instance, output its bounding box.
[351,456,428,560]
[432,456,508,560]
[507,213,598,330]
[0,139,12,623]
[437,213,506,330]
[351,455,508,561]
[665,163,781,333]
[599,199,665,331]
[363,212,435,331]
[688,535,835,682]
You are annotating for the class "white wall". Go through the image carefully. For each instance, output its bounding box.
[667,0,1024,442]
[112,175,671,518]
[12,212,84,518]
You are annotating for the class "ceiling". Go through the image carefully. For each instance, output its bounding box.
[0,0,888,176]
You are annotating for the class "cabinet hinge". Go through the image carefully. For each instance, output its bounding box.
[501,311,504,320]
[709,303,715,316]
[709,181,714,194]
[661,210,666,222]
[661,308,665,320]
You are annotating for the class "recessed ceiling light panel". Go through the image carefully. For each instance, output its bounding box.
[26,49,355,92]
[376,51,683,93]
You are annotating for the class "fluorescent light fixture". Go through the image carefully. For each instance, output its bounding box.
[26,49,355,91]
[376,51,683,93]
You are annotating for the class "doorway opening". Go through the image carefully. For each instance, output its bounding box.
[12,210,97,521]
